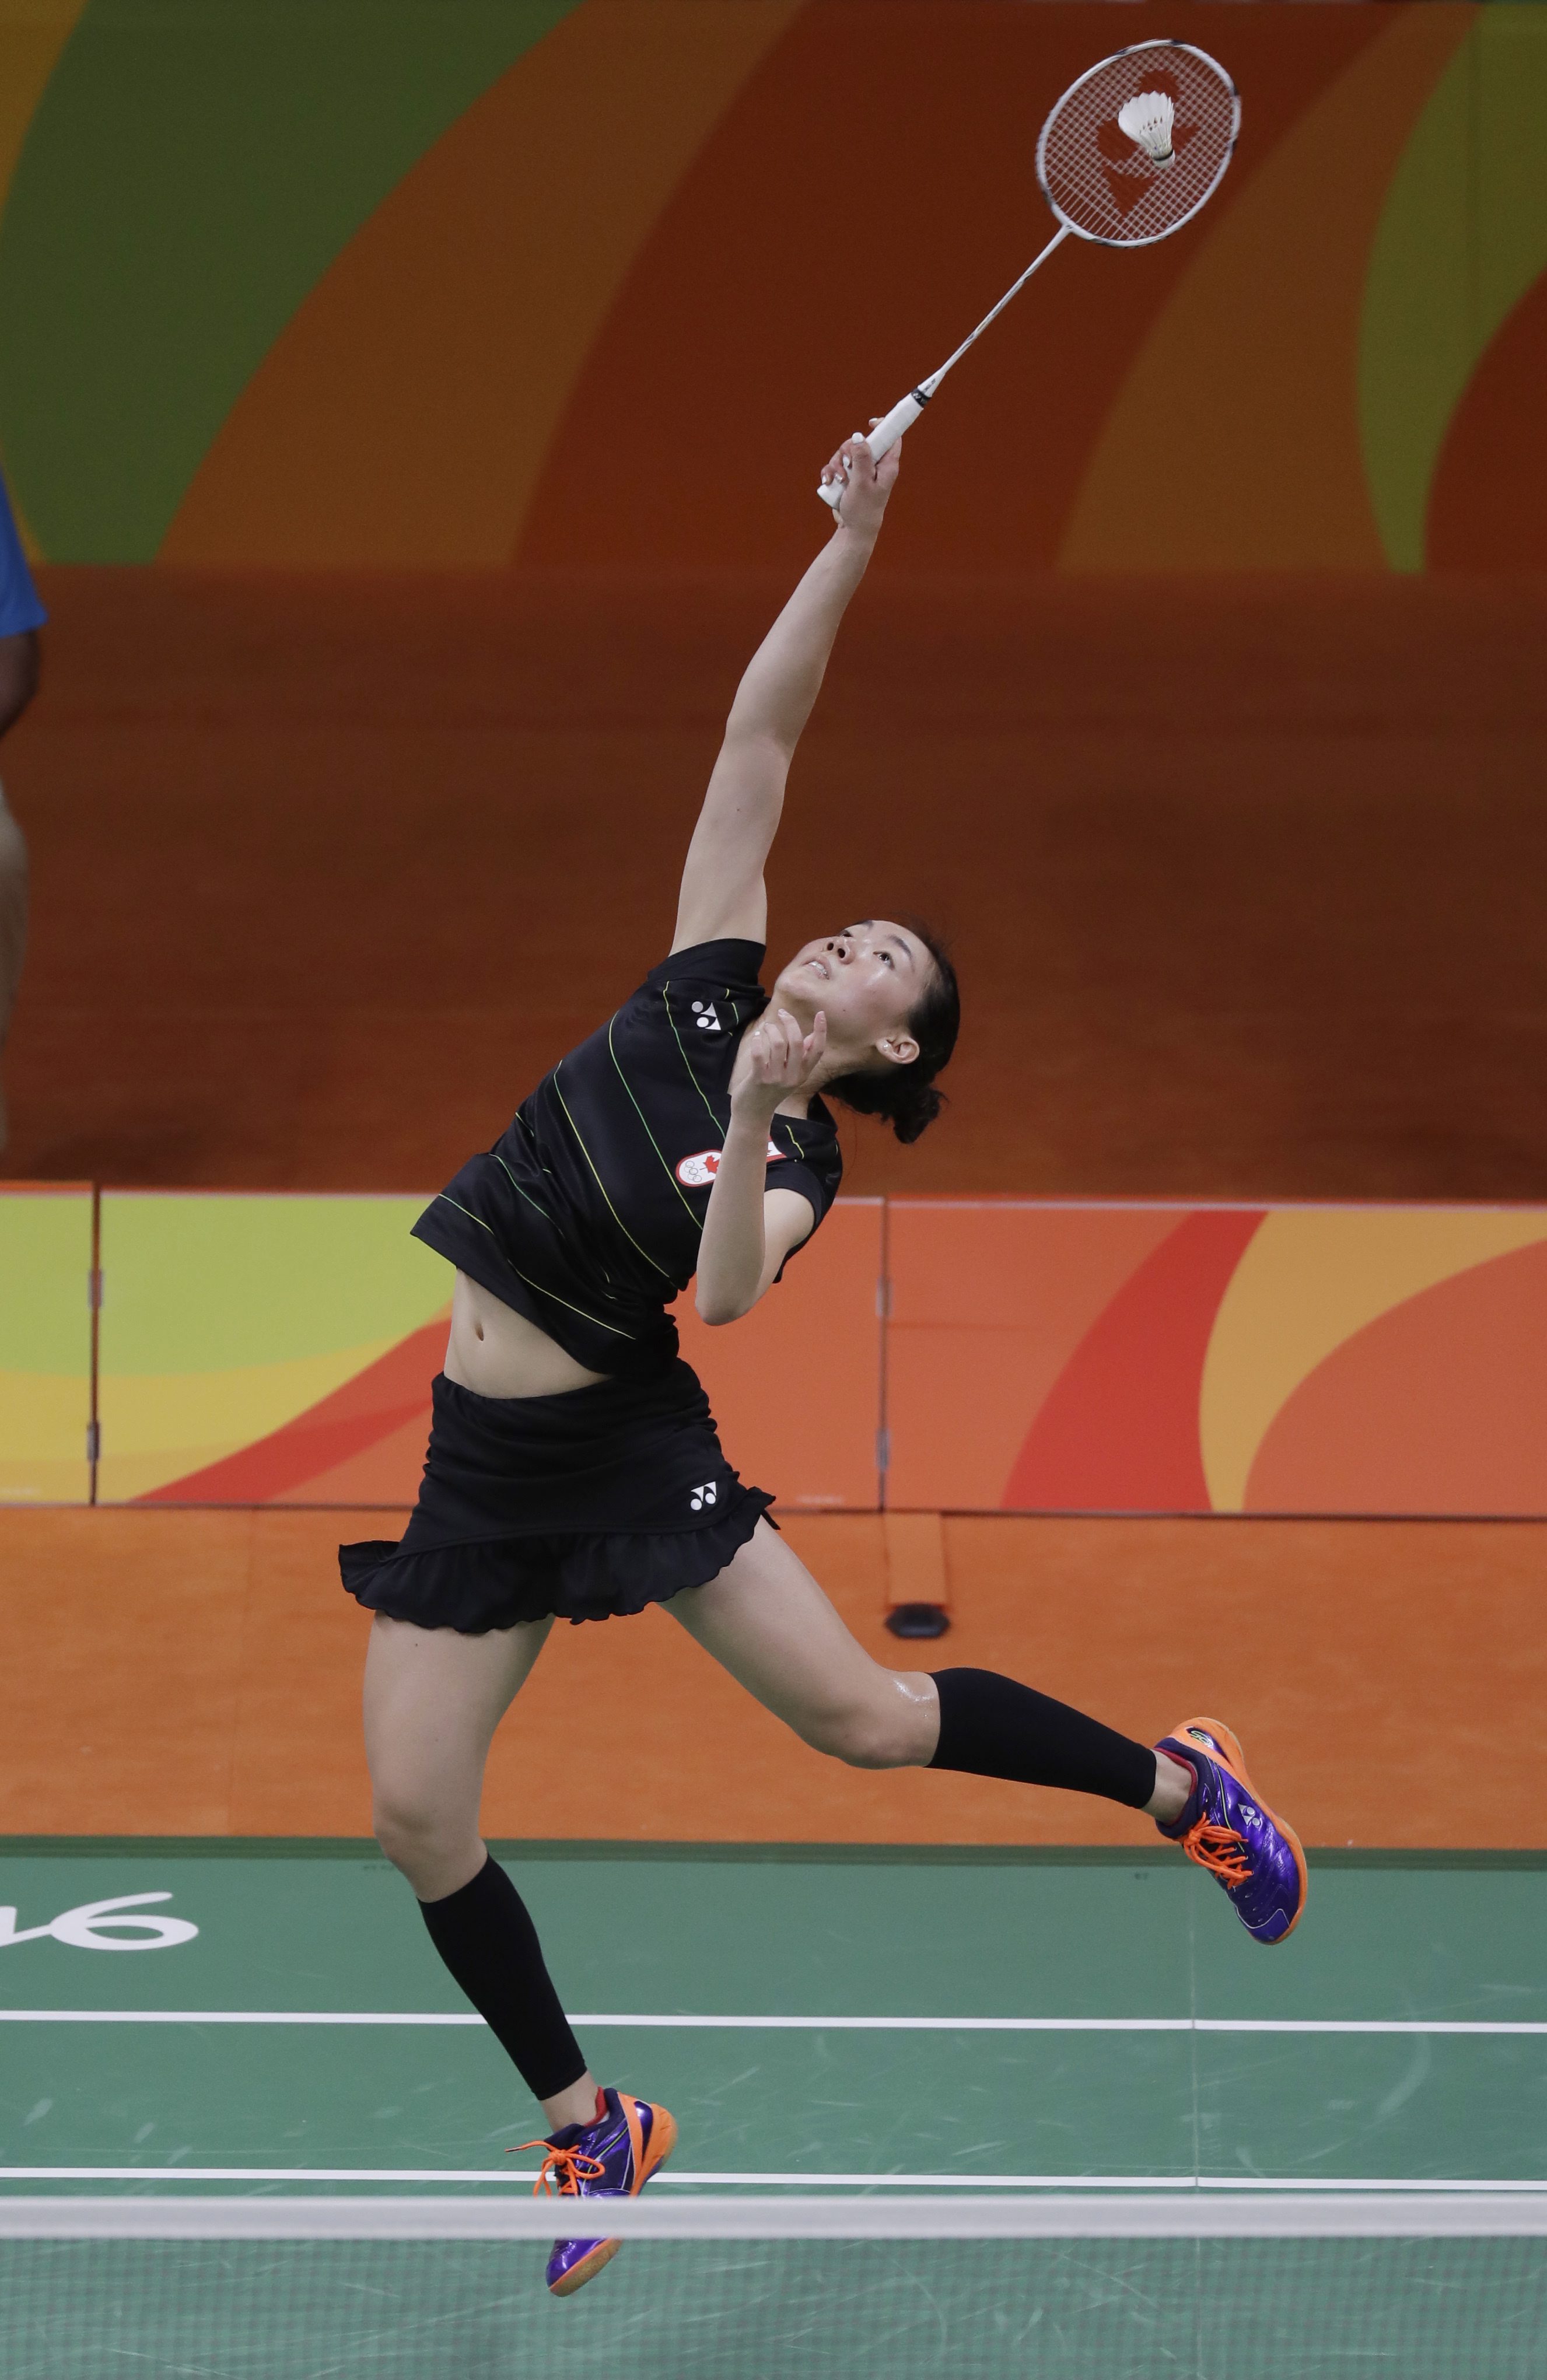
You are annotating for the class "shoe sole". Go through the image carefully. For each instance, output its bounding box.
[549,2235,619,2296]
[547,2102,680,2299]
[1172,1714,1308,1945]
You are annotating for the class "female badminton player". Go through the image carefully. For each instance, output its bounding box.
[341,429,1304,2299]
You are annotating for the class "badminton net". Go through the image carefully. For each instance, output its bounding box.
[1,2188,1542,2379]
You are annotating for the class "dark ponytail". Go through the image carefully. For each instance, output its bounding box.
[827,920,960,1145]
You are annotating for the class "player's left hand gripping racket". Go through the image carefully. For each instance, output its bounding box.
[819,38,1240,508]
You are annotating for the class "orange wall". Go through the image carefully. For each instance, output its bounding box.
[9,568,1547,1224]
[4,1504,1541,1847]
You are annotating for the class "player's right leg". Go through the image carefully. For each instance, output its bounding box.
[363,1608,551,1902]
[364,1612,601,2129]
[362,1612,677,2295]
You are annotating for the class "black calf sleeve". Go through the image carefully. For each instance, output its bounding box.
[419,1855,587,2105]
[929,1667,1157,1811]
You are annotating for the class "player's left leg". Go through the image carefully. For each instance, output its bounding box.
[666,1518,1175,1805]
[667,1520,1305,1944]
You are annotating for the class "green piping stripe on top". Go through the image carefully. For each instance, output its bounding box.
[506,1263,636,1340]
[551,1056,676,1282]
[431,1191,496,1237]
[429,1191,636,1339]
[662,978,806,1168]
[662,977,730,1139]
[492,1147,554,1227]
[608,1008,704,1230]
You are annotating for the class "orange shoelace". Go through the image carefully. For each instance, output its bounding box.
[1178,1817,1252,1887]
[512,2140,607,2198]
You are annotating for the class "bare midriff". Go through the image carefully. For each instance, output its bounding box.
[442,1270,609,1401]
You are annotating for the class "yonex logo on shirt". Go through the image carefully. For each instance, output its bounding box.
[676,1144,783,1188]
[690,1481,719,1512]
[691,1000,722,1033]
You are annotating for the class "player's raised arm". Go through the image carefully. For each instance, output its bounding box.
[670,431,901,954]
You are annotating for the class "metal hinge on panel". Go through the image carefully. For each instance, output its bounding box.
[85,1421,101,1463]
[876,1427,890,1473]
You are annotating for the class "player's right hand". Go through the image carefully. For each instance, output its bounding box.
[819,421,901,538]
[733,1007,828,1118]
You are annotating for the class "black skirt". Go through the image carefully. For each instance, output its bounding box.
[338,1361,773,1633]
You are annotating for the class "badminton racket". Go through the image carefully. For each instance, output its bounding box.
[818,38,1240,509]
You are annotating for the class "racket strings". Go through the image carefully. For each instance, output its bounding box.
[1040,47,1238,248]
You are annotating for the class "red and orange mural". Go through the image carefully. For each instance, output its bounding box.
[0,4,1542,572]
[885,1200,1547,1515]
[7,1186,1546,1518]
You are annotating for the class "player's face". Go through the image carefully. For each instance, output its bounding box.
[773,921,930,1067]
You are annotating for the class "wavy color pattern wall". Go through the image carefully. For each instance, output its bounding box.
[0,1185,91,1504]
[93,1194,452,1506]
[0,2,1542,569]
[885,1199,1547,1517]
[89,1191,883,1513]
[0,1191,1531,1517]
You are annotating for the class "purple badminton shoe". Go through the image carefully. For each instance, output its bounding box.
[516,2086,678,2298]
[1154,1716,1307,1945]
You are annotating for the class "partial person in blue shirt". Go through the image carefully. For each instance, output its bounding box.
[0,464,45,1150]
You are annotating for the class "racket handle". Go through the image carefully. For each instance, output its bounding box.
[817,388,929,509]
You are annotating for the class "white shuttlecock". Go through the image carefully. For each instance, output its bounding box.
[1118,89,1175,167]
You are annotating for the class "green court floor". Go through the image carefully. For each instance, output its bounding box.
[1,1842,1542,2376]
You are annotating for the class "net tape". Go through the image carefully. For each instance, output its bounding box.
[5,2191,1545,2241]
[1038,39,1240,248]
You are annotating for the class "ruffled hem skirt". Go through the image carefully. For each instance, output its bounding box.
[341,1485,773,1633]
[339,1362,774,1633]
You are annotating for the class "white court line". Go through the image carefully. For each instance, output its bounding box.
[1,2166,1544,2192]
[0,2010,1542,2034]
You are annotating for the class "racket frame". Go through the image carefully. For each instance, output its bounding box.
[1036,37,1241,251]
[818,35,1238,511]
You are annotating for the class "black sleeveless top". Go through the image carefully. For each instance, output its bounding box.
[412,939,843,1378]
